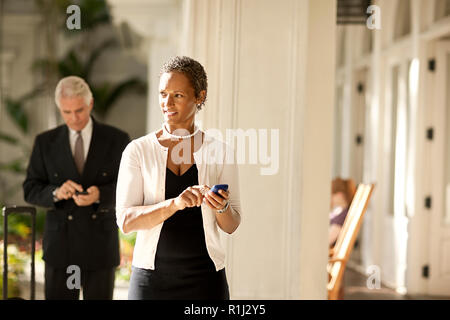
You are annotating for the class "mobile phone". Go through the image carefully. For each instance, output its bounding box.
[75,190,89,196]
[210,184,228,197]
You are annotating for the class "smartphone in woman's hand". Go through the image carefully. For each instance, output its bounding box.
[210,184,228,198]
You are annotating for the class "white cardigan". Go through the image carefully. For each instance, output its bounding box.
[115,130,242,271]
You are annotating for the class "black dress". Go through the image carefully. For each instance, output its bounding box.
[128,164,229,300]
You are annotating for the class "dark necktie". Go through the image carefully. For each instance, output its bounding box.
[74,131,84,174]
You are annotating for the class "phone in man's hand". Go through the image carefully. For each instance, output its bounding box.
[75,190,89,196]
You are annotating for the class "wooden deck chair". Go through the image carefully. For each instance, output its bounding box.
[327,183,375,300]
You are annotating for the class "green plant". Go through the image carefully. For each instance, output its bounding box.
[0,92,34,202]
[0,0,144,287]
[34,38,147,120]
[35,0,112,37]
[90,77,146,119]
[0,92,49,239]
[116,231,136,281]
[0,207,46,240]
[120,231,136,247]
[0,244,27,299]
[3,87,44,134]
[1,0,146,202]
[30,1,147,120]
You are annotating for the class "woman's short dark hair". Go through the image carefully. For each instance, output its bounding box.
[160,56,208,110]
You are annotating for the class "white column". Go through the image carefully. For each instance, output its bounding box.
[405,0,429,295]
[181,0,336,299]
[362,0,383,274]
[341,26,355,179]
[297,0,336,299]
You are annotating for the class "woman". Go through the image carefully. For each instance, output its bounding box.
[116,56,242,300]
[329,177,356,248]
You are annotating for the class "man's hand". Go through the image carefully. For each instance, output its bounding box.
[72,186,100,207]
[55,180,83,200]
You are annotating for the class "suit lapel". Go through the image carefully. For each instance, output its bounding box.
[81,118,109,186]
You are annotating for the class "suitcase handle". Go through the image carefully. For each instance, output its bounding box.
[2,206,36,300]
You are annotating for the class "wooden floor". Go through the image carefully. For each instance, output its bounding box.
[343,266,450,300]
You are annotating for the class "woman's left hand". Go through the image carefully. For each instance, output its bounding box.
[204,188,230,211]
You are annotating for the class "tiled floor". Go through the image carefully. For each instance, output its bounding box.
[16,262,130,300]
[15,259,450,300]
[343,267,406,300]
[343,266,450,300]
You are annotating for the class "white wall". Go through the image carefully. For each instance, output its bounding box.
[180,0,336,299]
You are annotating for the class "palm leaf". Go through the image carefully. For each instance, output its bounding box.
[84,38,117,80]
[80,0,111,29]
[104,78,146,107]
[92,78,146,118]
[90,83,110,115]
[5,98,29,134]
[54,38,116,81]
[0,132,19,145]
[3,87,45,134]
[61,0,111,35]
[58,50,85,78]
[31,58,48,72]
[0,159,26,174]
[20,86,46,102]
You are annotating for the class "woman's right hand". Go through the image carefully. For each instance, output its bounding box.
[174,185,205,210]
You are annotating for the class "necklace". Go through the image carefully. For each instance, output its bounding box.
[162,123,200,139]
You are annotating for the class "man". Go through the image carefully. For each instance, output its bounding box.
[23,76,130,300]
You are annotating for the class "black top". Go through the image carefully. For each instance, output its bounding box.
[330,207,348,226]
[155,164,216,275]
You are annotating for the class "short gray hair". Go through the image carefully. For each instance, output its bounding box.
[55,76,93,108]
[160,56,208,110]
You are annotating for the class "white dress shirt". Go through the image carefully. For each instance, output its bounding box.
[53,117,93,202]
[68,117,93,160]
[116,130,242,271]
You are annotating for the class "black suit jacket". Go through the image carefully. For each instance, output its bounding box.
[23,117,130,270]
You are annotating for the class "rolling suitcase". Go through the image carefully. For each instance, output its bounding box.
[2,206,36,300]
